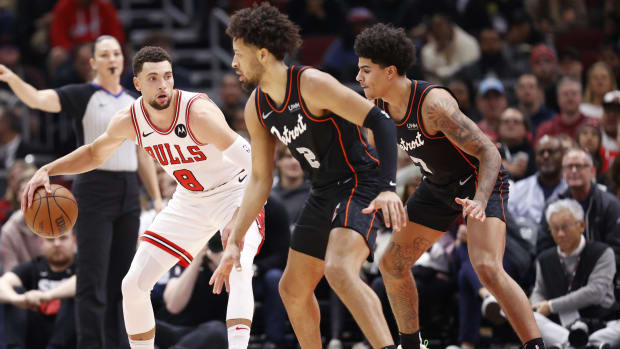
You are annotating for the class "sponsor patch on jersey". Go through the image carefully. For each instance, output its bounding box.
[288,102,301,112]
[175,124,187,138]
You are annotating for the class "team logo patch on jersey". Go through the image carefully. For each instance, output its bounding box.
[175,124,187,138]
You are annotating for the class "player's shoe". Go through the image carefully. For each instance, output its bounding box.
[396,339,428,349]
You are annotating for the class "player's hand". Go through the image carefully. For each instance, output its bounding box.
[0,64,16,83]
[209,241,242,294]
[21,168,51,212]
[455,197,486,222]
[153,198,164,213]
[362,191,407,232]
[221,207,240,249]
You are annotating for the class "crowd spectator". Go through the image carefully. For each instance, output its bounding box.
[515,73,556,134]
[218,73,246,127]
[14,0,56,68]
[272,145,311,229]
[539,148,620,275]
[575,119,605,178]
[558,47,584,84]
[535,78,589,143]
[476,77,508,141]
[53,42,93,87]
[447,79,476,121]
[49,0,125,78]
[530,44,561,112]
[580,62,617,119]
[497,108,537,181]
[0,233,77,349]
[525,0,589,32]
[421,13,480,81]
[600,90,620,171]
[0,108,38,170]
[287,0,346,37]
[509,136,567,224]
[0,160,36,224]
[532,199,616,348]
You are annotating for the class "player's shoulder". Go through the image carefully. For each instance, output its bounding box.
[421,87,457,112]
[298,67,341,97]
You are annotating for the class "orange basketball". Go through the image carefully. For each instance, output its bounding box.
[24,184,78,238]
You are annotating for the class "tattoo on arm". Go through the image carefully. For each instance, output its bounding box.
[423,92,501,204]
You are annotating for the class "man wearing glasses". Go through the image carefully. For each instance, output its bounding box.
[537,148,620,273]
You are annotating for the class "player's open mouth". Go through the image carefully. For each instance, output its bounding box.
[157,94,167,102]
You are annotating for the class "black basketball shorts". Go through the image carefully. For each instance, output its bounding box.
[407,169,510,232]
[291,174,384,260]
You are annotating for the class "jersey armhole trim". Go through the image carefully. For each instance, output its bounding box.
[130,104,142,148]
[416,85,446,140]
[256,89,266,128]
[185,93,208,146]
[296,67,331,123]
[395,80,418,127]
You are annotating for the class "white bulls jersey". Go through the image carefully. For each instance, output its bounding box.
[130,90,243,194]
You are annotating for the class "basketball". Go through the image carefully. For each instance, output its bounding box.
[24,184,78,238]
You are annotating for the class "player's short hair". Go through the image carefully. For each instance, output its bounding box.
[354,23,415,76]
[132,46,172,76]
[227,2,302,61]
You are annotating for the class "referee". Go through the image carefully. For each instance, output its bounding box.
[0,35,162,349]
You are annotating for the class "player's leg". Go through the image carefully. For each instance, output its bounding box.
[467,217,543,346]
[121,241,180,349]
[225,220,263,349]
[324,227,394,349]
[278,249,325,348]
[378,221,443,348]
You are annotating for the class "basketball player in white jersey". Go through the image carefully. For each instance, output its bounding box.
[21,46,262,349]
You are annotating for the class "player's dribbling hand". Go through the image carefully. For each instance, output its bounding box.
[21,168,51,212]
[209,242,242,294]
[455,197,486,222]
[362,191,407,232]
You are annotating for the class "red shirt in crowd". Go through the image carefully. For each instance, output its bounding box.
[534,113,590,145]
[50,0,125,50]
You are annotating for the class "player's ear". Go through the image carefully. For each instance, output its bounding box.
[257,48,269,64]
[133,76,141,92]
[386,65,397,79]
[89,57,96,71]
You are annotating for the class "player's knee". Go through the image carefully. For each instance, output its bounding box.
[324,262,355,292]
[471,259,502,286]
[121,269,149,300]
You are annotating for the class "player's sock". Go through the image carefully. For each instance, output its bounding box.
[400,330,421,349]
[128,338,155,349]
[524,337,545,349]
[228,324,251,349]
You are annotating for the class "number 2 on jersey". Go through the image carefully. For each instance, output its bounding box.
[296,147,320,168]
[173,169,205,191]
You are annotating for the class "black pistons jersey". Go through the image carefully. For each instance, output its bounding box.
[376,80,479,186]
[255,65,380,188]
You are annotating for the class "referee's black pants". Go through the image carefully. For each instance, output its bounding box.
[72,170,140,349]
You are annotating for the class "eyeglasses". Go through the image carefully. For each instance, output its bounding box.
[562,163,591,171]
[549,221,580,234]
[536,148,560,156]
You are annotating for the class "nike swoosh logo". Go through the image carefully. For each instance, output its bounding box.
[262,111,274,119]
[238,174,247,182]
[389,181,396,186]
[142,131,154,137]
[459,174,473,186]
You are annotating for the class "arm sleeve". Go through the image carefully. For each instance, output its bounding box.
[363,106,398,191]
[222,136,252,171]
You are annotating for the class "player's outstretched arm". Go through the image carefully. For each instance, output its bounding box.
[0,64,62,113]
[187,95,252,170]
[21,108,135,210]
[422,88,501,221]
[210,90,276,294]
[300,69,406,231]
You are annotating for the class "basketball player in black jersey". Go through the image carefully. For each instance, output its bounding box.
[210,4,406,349]
[354,24,545,349]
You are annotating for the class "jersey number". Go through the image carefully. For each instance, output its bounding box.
[173,169,204,191]
[296,147,320,168]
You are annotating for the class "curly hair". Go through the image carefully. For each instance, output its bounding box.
[354,23,415,76]
[132,46,172,76]
[227,2,302,61]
